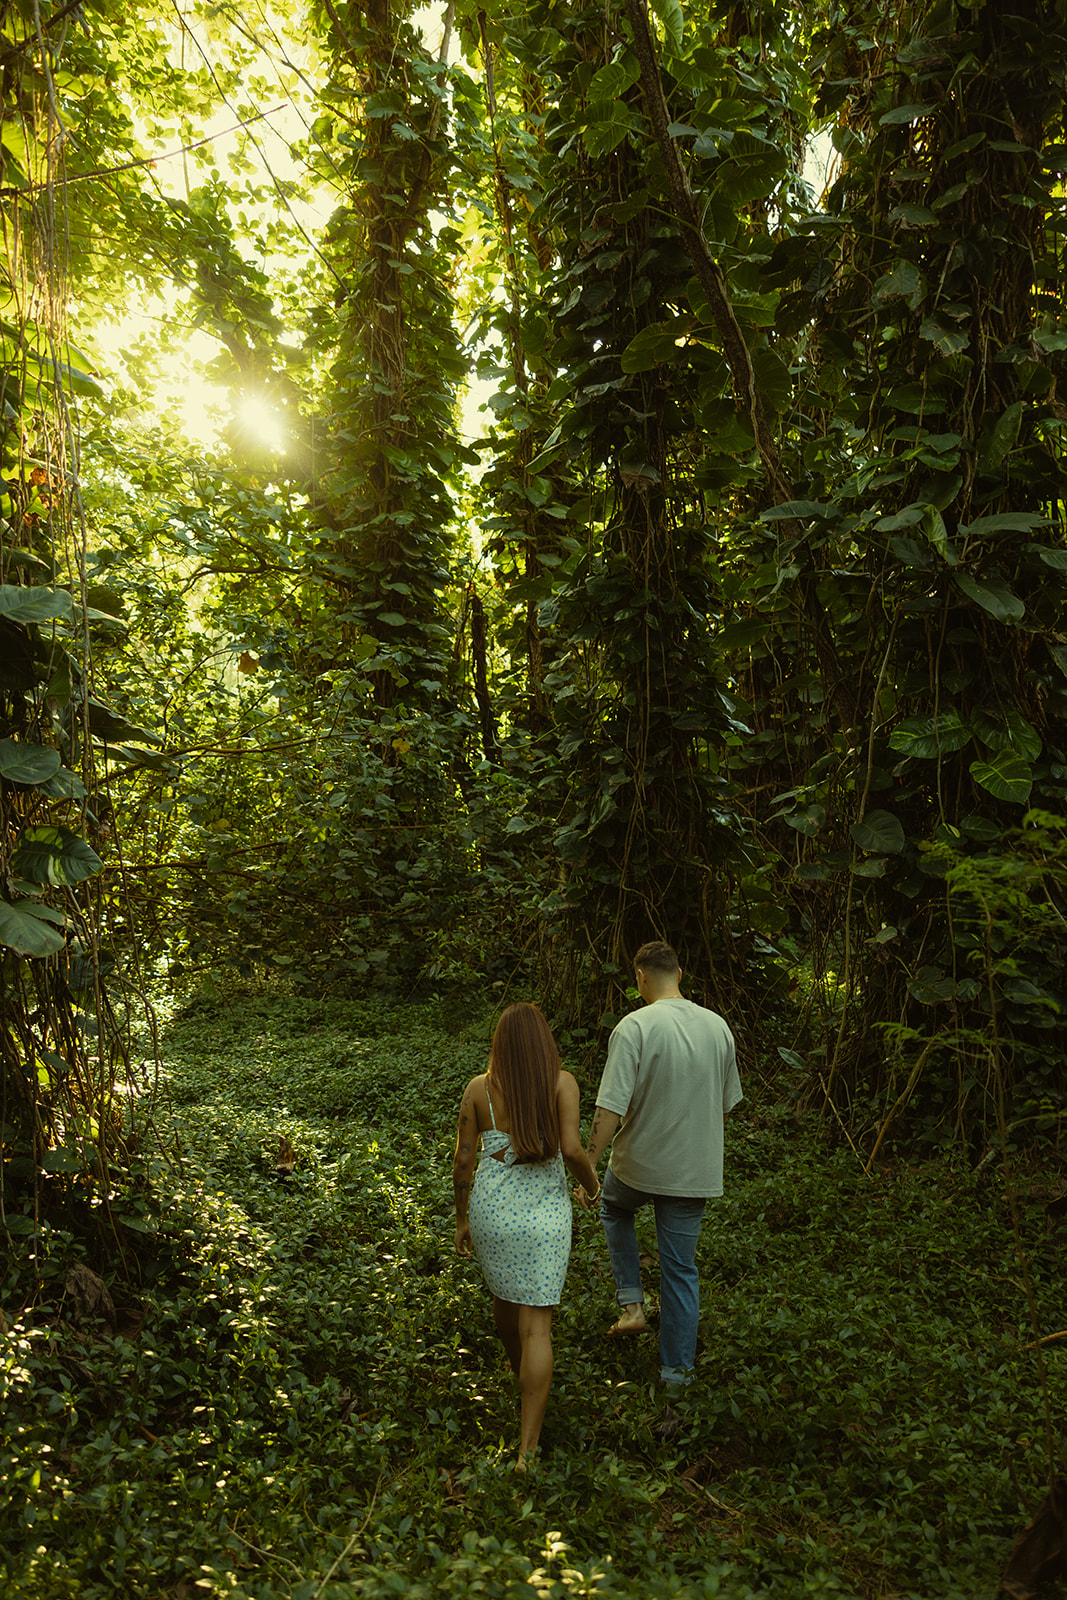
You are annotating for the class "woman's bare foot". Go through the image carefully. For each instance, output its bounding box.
[607,1302,646,1337]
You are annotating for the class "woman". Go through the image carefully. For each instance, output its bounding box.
[453,1003,600,1470]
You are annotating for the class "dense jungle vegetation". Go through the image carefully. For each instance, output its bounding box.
[1,0,1065,1593]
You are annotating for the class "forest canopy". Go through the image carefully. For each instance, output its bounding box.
[3,0,1067,1199]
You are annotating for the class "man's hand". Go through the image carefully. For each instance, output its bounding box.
[573,1184,598,1211]
[455,1219,473,1256]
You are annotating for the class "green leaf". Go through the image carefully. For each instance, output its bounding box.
[114,1212,157,1235]
[879,103,935,125]
[0,584,73,624]
[784,804,825,836]
[889,711,972,758]
[759,500,835,522]
[887,383,947,414]
[54,360,104,398]
[850,810,906,853]
[969,751,1033,803]
[11,826,104,887]
[908,966,958,1003]
[872,261,925,310]
[1029,546,1067,571]
[648,0,684,50]
[978,401,1023,471]
[714,616,770,649]
[40,766,87,801]
[919,319,969,356]
[962,512,1050,538]
[581,100,642,158]
[588,60,641,98]
[620,322,688,374]
[921,505,951,562]
[876,505,925,532]
[0,740,61,786]
[890,537,934,569]
[971,707,1041,761]
[888,203,938,226]
[954,572,1025,623]
[73,700,161,748]
[750,345,792,414]
[0,899,67,957]
[41,1146,84,1173]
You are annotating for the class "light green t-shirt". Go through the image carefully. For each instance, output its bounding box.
[596,997,742,1198]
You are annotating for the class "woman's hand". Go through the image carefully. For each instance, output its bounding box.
[455,1218,473,1256]
[574,1183,600,1211]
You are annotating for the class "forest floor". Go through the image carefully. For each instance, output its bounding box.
[2,986,1065,1600]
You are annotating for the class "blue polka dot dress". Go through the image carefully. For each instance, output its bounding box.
[468,1089,571,1307]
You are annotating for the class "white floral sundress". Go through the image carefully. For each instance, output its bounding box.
[467,1086,571,1306]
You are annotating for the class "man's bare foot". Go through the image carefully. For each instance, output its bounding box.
[607,1302,646,1338]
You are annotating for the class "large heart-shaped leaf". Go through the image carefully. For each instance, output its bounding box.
[850,810,906,853]
[0,584,72,624]
[11,826,104,887]
[40,767,87,801]
[0,899,67,957]
[970,752,1033,804]
[0,739,61,786]
[971,707,1042,760]
[889,711,972,758]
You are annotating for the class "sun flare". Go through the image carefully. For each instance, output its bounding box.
[234,392,287,455]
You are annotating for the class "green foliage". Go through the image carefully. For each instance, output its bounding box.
[10,0,1067,1157]
[0,0,195,1268]
[2,990,1062,1598]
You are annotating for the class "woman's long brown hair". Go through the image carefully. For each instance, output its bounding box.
[486,1003,561,1163]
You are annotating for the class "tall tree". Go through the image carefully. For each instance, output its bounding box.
[307,0,468,710]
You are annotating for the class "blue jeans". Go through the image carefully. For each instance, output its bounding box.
[600,1169,706,1389]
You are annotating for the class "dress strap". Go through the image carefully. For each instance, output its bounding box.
[484,1081,498,1129]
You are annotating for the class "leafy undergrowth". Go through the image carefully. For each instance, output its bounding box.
[2,989,1064,1599]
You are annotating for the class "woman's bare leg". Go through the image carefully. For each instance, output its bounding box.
[493,1296,522,1375]
[515,1305,554,1468]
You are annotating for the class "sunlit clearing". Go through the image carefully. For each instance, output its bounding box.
[236,392,287,455]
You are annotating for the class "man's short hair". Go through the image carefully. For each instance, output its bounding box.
[634,940,680,975]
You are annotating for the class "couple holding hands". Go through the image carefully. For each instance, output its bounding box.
[452,941,742,1469]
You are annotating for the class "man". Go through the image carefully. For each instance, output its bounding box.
[578,940,741,1425]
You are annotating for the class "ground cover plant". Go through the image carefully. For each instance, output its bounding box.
[1,986,1064,1600]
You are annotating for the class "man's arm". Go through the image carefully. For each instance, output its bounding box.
[574,1104,622,1209]
[586,1104,622,1170]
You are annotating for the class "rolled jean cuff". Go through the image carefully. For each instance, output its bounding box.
[661,1365,695,1390]
[615,1288,643,1308]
